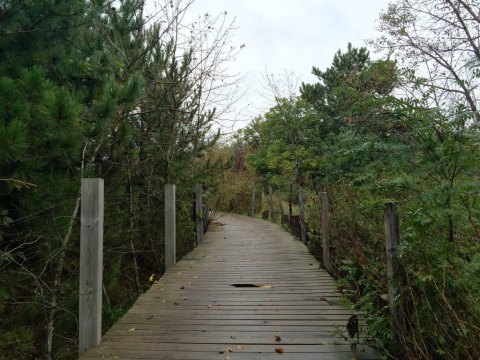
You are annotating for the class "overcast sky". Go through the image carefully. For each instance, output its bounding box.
[152,0,391,132]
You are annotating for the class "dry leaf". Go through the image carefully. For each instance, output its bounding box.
[225,356,230,360]
[236,345,243,350]
[319,340,328,345]
[275,335,282,342]
[275,347,284,353]
[128,328,135,332]
[161,300,166,303]
[177,272,182,275]
[225,347,232,353]
[259,284,273,289]
[186,281,191,285]
[192,276,199,279]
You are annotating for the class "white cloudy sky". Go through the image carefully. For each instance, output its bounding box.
[149,0,391,132]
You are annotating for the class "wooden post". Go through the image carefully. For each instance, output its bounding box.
[298,187,307,244]
[203,202,209,231]
[384,202,405,334]
[321,192,332,273]
[79,178,104,356]
[261,189,265,215]
[268,185,274,221]
[195,184,203,245]
[288,183,293,220]
[277,193,284,219]
[251,186,256,217]
[165,184,176,269]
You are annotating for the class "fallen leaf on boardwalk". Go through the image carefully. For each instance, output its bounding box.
[192,276,199,279]
[177,272,182,275]
[274,335,281,342]
[275,347,284,353]
[174,302,179,305]
[259,284,273,289]
[319,340,328,345]
[186,281,191,285]
[128,328,135,332]
[236,345,243,350]
[149,274,155,282]
[161,300,166,303]
[225,356,230,360]
[225,347,232,353]
[180,286,185,289]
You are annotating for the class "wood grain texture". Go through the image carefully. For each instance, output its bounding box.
[196,184,203,245]
[80,213,379,360]
[79,178,104,356]
[165,184,176,269]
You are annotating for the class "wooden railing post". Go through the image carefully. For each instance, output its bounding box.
[165,184,176,269]
[251,185,256,217]
[277,193,285,222]
[268,185,274,221]
[298,187,307,244]
[261,189,265,215]
[321,192,332,273]
[203,202,209,231]
[384,202,406,334]
[196,184,204,245]
[79,178,104,356]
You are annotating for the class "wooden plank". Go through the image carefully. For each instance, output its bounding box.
[80,213,379,360]
[165,184,176,269]
[79,178,104,356]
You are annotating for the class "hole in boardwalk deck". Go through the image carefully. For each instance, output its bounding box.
[231,284,273,288]
[231,284,259,288]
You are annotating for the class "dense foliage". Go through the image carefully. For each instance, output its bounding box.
[0,1,229,358]
[211,1,480,358]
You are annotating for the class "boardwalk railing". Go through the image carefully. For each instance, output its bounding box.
[78,179,207,356]
[254,184,405,344]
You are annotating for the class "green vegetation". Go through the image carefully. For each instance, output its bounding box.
[2,0,480,359]
[211,1,480,358]
[0,1,231,358]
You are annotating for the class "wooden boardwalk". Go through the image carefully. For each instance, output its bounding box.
[81,214,379,360]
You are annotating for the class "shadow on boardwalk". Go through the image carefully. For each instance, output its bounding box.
[81,213,379,360]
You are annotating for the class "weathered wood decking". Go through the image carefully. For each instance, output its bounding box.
[81,214,379,360]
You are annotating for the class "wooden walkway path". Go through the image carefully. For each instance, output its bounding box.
[81,214,379,360]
